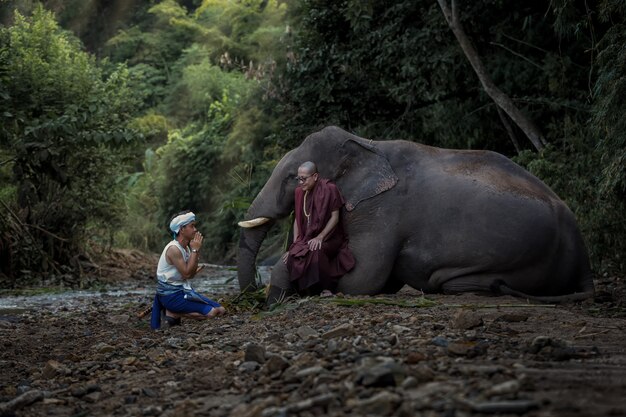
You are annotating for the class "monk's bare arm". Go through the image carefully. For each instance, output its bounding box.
[309,210,339,251]
[166,245,200,279]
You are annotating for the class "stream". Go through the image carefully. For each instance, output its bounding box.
[0,264,271,315]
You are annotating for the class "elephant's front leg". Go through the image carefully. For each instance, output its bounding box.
[266,253,296,305]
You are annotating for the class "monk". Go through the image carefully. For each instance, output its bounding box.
[282,162,355,296]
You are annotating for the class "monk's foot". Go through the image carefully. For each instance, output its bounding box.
[320,290,334,298]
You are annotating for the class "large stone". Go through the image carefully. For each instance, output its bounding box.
[452,310,484,330]
[447,341,487,357]
[296,326,318,340]
[83,391,103,403]
[94,342,115,354]
[263,355,290,375]
[405,351,427,364]
[495,313,529,323]
[42,360,64,379]
[356,357,406,387]
[322,323,355,340]
[244,343,266,364]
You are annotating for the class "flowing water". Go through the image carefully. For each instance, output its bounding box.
[0,264,271,314]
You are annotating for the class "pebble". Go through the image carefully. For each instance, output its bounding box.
[142,405,163,416]
[431,336,449,347]
[83,391,102,403]
[41,360,64,379]
[527,336,582,360]
[392,324,412,333]
[166,337,184,349]
[296,326,318,340]
[295,365,325,379]
[142,387,158,398]
[107,314,130,324]
[401,376,419,389]
[486,380,520,397]
[238,361,259,373]
[347,390,401,416]
[465,399,540,413]
[263,355,290,375]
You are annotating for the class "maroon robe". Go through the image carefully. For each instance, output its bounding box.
[286,178,355,293]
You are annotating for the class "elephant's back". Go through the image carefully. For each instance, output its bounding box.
[431,148,560,203]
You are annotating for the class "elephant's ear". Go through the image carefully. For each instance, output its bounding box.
[332,138,398,211]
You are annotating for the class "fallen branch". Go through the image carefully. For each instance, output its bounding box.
[0,390,44,416]
[574,329,611,339]
[325,297,437,308]
[26,224,69,242]
[441,304,556,309]
[137,305,152,319]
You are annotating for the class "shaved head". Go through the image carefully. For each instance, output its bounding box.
[299,161,317,174]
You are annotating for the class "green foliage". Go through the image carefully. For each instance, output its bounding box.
[107,0,293,260]
[0,6,141,286]
[2,0,624,284]
[593,22,626,198]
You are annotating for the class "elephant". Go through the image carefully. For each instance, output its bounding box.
[237,126,594,303]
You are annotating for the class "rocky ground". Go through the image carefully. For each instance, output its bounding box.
[0,252,625,417]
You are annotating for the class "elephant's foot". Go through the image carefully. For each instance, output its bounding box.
[266,285,295,307]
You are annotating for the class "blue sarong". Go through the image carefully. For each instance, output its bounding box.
[150,284,221,329]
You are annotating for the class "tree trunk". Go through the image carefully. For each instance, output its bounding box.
[436,0,546,151]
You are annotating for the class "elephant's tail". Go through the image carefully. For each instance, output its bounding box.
[490,280,595,303]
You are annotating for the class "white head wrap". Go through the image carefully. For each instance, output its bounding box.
[169,212,196,237]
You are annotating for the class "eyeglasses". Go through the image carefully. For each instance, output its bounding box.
[296,174,314,183]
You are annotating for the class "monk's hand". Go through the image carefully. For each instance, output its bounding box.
[190,232,203,251]
[308,236,323,251]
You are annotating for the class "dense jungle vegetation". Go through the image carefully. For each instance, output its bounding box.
[0,0,624,289]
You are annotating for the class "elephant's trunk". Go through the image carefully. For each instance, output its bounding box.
[237,219,275,292]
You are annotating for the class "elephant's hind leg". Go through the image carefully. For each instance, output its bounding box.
[440,274,501,295]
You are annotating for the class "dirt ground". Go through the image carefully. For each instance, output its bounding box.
[0,251,625,417]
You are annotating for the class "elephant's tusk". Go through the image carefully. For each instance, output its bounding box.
[238,217,271,228]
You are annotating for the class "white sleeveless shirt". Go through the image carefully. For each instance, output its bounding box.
[156,240,193,290]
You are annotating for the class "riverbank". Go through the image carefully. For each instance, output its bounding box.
[0,259,625,416]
